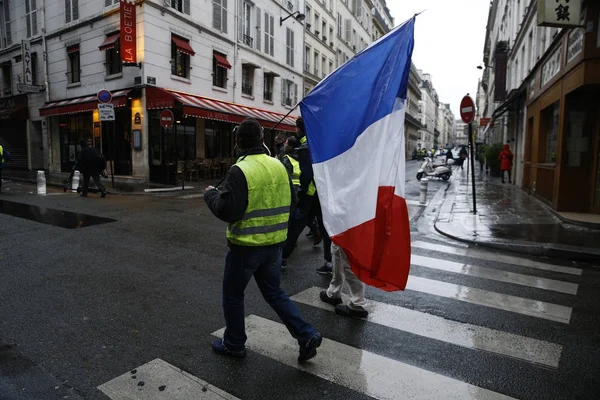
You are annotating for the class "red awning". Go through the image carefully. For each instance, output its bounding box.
[172,36,195,56]
[99,33,120,51]
[66,44,80,54]
[214,53,232,69]
[39,90,130,117]
[146,88,297,132]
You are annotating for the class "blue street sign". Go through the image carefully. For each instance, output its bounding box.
[97,89,113,104]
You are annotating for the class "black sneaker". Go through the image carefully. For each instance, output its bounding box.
[316,263,332,276]
[335,304,368,319]
[298,333,322,363]
[211,339,246,359]
[319,290,342,306]
[80,193,88,197]
[100,191,106,198]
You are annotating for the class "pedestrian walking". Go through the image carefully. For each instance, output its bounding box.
[281,117,316,269]
[459,146,468,170]
[319,244,368,318]
[312,194,332,275]
[499,144,513,184]
[77,140,106,198]
[204,117,322,362]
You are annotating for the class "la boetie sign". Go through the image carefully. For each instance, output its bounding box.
[538,0,581,28]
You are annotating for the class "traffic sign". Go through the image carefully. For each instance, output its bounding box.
[97,89,113,104]
[98,103,115,121]
[160,109,174,128]
[460,95,476,124]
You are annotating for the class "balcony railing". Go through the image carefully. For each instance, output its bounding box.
[242,83,253,96]
[243,34,253,47]
[264,91,273,101]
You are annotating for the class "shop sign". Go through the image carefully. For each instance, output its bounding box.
[541,45,562,87]
[120,0,137,63]
[98,103,116,121]
[538,0,581,28]
[567,28,583,64]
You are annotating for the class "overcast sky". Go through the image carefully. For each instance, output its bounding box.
[387,0,491,118]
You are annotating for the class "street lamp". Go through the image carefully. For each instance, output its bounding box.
[280,11,306,26]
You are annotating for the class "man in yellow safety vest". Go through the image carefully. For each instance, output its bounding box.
[204,117,322,362]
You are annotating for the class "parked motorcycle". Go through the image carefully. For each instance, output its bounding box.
[417,157,452,181]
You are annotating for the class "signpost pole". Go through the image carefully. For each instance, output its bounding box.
[182,122,187,191]
[111,121,116,189]
[468,122,477,214]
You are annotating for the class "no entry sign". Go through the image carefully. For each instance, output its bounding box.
[160,109,174,128]
[460,95,476,124]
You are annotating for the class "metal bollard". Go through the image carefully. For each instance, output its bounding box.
[36,170,47,195]
[419,178,428,205]
[72,170,80,192]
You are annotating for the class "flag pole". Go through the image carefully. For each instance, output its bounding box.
[212,103,300,189]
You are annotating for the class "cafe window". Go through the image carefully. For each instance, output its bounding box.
[541,101,560,163]
[205,120,233,159]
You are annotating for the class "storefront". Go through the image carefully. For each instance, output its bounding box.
[0,95,29,169]
[40,90,135,175]
[523,8,600,213]
[145,87,297,184]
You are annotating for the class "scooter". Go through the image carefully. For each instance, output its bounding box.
[417,157,452,181]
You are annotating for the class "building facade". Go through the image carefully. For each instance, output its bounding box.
[404,62,421,157]
[437,103,455,149]
[480,0,600,214]
[417,70,439,151]
[0,0,305,184]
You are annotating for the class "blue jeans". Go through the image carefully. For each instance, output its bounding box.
[222,246,317,352]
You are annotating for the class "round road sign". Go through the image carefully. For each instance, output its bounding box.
[460,95,476,124]
[97,89,113,104]
[160,109,175,128]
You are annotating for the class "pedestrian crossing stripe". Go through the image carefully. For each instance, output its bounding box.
[212,315,517,400]
[412,241,583,276]
[291,287,562,368]
[98,358,239,400]
[411,254,578,295]
[406,276,572,323]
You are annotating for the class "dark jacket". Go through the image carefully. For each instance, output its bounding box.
[204,148,298,239]
[296,135,314,196]
[77,144,101,175]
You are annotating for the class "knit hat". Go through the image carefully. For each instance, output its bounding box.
[236,118,264,150]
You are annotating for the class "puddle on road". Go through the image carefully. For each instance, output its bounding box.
[0,199,117,229]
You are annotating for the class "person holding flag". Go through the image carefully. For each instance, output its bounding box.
[299,17,416,292]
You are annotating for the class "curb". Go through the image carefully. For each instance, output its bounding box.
[3,176,204,197]
[434,221,600,262]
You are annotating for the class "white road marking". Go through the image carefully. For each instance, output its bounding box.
[213,315,516,400]
[406,276,572,323]
[98,358,239,400]
[291,287,562,367]
[412,241,583,276]
[411,254,578,295]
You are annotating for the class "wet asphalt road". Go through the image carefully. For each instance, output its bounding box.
[0,170,599,400]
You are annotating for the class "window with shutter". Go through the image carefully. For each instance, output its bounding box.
[286,28,294,67]
[237,0,243,42]
[255,7,261,51]
[65,0,71,23]
[72,0,79,20]
[264,12,274,56]
[344,19,351,42]
[26,0,37,38]
[213,0,227,32]
[183,0,190,14]
[337,13,342,38]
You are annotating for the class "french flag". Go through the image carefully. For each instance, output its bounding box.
[299,18,415,292]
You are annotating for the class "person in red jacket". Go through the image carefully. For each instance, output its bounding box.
[499,144,514,184]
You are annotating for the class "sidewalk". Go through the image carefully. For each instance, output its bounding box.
[2,169,218,196]
[434,164,600,261]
